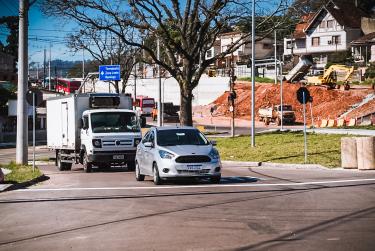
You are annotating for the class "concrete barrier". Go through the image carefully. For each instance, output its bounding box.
[327,119,335,127]
[356,137,375,170]
[348,118,356,127]
[320,119,328,128]
[337,118,345,127]
[341,137,358,169]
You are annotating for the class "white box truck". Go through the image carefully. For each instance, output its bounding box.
[47,93,143,172]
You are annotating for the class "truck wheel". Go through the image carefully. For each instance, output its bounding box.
[56,151,72,171]
[83,152,92,173]
[127,161,136,171]
[56,151,65,171]
[135,161,145,181]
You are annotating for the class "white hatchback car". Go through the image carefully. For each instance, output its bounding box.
[135,126,222,185]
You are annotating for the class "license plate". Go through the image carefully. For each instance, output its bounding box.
[186,165,202,171]
[113,155,124,160]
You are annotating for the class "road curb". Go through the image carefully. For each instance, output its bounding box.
[222,160,329,170]
[2,174,50,193]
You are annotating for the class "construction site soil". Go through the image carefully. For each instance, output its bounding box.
[209,82,374,124]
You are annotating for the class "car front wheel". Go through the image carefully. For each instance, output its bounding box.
[210,175,221,184]
[153,163,162,185]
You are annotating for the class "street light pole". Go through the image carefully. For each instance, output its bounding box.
[157,38,162,127]
[251,0,256,147]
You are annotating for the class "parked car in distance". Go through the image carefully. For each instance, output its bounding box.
[135,126,222,185]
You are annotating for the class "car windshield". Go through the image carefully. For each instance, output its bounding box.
[157,129,209,146]
[91,112,140,133]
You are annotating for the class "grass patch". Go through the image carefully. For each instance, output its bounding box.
[212,132,347,167]
[238,76,274,83]
[2,161,43,184]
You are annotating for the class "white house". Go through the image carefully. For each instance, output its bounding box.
[284,0,364,70]
[208,31,275,69]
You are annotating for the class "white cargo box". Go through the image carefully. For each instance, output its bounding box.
[47,93,132,151]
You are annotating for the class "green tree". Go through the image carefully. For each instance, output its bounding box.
[0,16,19,60]
[42,0,291,126]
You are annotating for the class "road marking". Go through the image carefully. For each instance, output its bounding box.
[10,178,375,192]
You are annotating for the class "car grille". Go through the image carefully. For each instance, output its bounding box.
[175,155,211,163]
[177,169,210,175]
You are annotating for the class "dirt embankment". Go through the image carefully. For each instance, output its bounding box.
[211,82,373,123]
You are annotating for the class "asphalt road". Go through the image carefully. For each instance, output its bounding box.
[1,161,375,251]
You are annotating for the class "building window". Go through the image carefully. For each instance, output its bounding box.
[312,37,320,47]
[332,35,341,45]
[327,20,334,28]
[319,21,326,28]
[206,50,212,58]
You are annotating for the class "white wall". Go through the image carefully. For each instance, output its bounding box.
[124,76,230,106]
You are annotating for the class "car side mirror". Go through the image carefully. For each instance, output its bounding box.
[144,142,153,148]
[210,140,217,146]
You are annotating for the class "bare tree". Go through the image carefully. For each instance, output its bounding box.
[68,26,141,93]
[42,0,290,125]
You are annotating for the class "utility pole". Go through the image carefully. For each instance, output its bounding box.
[82,48,85,79]
[230,37,236,138]
[43,48,46,87]
[48,43,51,90]
[251,0,256,147]
[16,0,29,164]
[274,29,277,85]
[134,62,137,103]
[157,38,162,127]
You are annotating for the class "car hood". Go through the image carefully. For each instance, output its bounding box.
[161,145,212,156]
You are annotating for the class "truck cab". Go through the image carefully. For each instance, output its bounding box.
[80,109,142,172]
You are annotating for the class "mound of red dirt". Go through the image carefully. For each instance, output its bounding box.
[212,82,373,123]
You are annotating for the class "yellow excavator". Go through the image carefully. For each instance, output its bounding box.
[307,65,354,90]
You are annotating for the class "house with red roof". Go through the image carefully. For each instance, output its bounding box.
[284,0,374,73]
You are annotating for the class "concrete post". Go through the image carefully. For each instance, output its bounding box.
[356,137,375,170]
[341,137,358,169]
[16,0,29,165]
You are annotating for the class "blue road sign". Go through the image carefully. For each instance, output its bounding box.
[99,65,121,81]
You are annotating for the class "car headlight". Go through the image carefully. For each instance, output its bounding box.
[209,148,220,160]
[159,150,175,159]
[92,139,102,148]
[134,138,141,146]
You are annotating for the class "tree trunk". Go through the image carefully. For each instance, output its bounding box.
[179,87,193,126]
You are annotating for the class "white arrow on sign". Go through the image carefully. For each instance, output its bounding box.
[101,71,104,75]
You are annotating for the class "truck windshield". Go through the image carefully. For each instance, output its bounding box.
[280,105,292,111]
[90,112,140,133]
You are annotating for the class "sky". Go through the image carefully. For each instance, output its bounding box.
[0,0,87,64]
[0,0,284,65]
